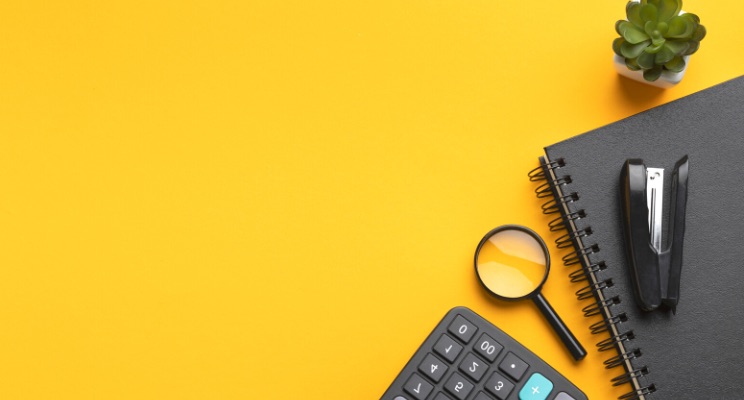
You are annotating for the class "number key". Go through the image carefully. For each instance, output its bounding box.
[458,352,488,382]
[418,353,448,383]
[484,372,515,400]
[403,373,433,400]
[474,333,503,362]
[443,372,474,400]
[433,334,463,363]
[448,315,477,343]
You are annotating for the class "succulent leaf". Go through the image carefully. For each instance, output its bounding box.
[656,21,669,36]
[684,12,700,24]
[693,25,706,41]
[613,38,625,57]
[665,56,686,72]
[627,1,645,27]
[637,51,656,69]
[640,3,659,23]
[657,0,682,23]
[650,31,666,47]
[684,40,700,55]
[667,15,694,38]
[664,40,689,55]
[655,45,676,64]
[643,65,664,81]
[644,41,664,54]
[622,40,652,58]
[644,20,658,36]
[626,58,642,71]
[619,21,651,44]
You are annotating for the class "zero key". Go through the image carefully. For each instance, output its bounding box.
[448,315,478,343]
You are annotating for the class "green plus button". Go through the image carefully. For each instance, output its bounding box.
[519,373,553,400]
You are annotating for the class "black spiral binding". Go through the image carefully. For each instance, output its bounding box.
[529,158,657,400]
[605,348,642,369]
[569,261,606,283]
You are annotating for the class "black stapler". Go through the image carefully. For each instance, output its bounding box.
[620,156,689,314]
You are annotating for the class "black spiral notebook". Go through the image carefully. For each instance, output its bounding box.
[529,75,744,400]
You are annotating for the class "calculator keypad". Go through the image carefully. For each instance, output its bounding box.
[403,373,434,400]
[419,353,448,383]
[458,352,489,382]
[382,307,587,400]
[444,372,474,400]
[498,352,529,381]
[448,315,478,343]
[474,333,503,362]
[519,373,554,400]
[484,372,515,399]
[433,334,463,363]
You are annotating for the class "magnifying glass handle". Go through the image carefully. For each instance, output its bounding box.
[532,293,587,361]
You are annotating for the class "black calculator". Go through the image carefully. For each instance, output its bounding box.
[381,307,587,400]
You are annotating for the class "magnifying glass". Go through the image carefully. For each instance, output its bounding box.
[474,224,587,361]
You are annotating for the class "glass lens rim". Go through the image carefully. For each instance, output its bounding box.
[473,224,551,299]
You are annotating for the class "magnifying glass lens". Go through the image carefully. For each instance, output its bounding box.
[474,225,586,361]
[475,229,548,299]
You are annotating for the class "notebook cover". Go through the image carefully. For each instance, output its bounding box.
[543,75,744,399]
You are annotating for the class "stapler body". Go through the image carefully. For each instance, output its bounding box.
[620,156,689,313]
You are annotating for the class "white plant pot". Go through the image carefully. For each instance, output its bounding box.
[614,54,690,89]
[614,0,690,89]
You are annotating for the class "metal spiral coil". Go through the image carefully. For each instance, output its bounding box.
[562,243,599,266]
[535,176,572,198]
[548,209,585,232]
[589,312,628,335]
[582,295,620,317]
[597,330,635,352]
[556,227,593,249]
[527,158,565,181]
[569,261,606,283]
[619,384,657,400]
[541,192,579,214]
[576,278,613,301]
[612,366,650,386]
[604,348,642,369]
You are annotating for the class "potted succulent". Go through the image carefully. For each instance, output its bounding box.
[613,0,706,88]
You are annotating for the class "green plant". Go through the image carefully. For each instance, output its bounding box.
[613,0,706,82]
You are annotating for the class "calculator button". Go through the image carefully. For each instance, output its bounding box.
[458,352,488,382]
[474,392,496,400]
[484,371,515,400]
[418,353,448,383]
[554,393,577,400]
[393,397,408,400]
[433,393,453,400]
[498,352,529,381]
[474,333,503,362]
[433,334,463,363]
[444,372,474,400]
[403,373,434,400]
[448,315,478,343]
[518,373,553,400]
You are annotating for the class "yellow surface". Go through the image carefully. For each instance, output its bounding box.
[1,1,741,399]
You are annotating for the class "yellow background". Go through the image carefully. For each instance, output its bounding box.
[1,1,741,399]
